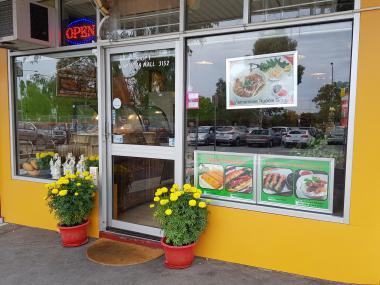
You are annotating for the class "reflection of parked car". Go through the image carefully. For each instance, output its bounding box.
[298,127,323,139]
[271,126,293,144]
[327,127,346,145]
[18,122,39,143]
[18,122,66,144]
[216,126,248,146]
[187,126,215,145]
[247,129,282,147]
[284,129,314,148]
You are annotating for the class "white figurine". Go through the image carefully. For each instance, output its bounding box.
[76,154,87,177]
[50,153,62,180]
[63,153,76,175]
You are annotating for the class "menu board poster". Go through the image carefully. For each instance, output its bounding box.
[257,155,334,213]
[226,51,298,109]
[194,151,256,201]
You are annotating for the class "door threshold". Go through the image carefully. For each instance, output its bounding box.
[100,227,162,248]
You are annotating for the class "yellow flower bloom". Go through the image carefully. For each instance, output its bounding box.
[155,189,163,196]
[170,187,176,193]
[199,201,206,208]
[161,187,168,193]
[183,184,191,191]
[69,174,76,179]
[196,189,202,194]
[193,192,201,199]
[51,188,59,194]
[36,153,40,159]
[83,171,89,177]
[149,204,155,208]
[169,195,178,202]
[165,209,172,216]
[62,179,70,185]
[58,190,68,197]
[74,192,79,196]
[85,175,92,181]
[160,199,169,206]
[154,197,160,202]
[172,183,179,189]
[76,183,81,187]
[190,186,197,193]
[189,199,197,207]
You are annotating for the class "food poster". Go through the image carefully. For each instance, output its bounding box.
[258,155,334,213]
[194,151,256,201]
[226,51,298,109]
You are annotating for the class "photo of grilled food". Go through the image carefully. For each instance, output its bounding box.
[296,172,328,200]
[199,164,224,190]
[262,168,293,195]
[225,166,253,193]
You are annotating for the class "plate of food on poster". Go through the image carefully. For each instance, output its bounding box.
[198,164,224,190]
[225,166,253,194]
[295,170,328,200]
[262,167,293,196]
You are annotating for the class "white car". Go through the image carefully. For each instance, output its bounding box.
[284,129,314,148]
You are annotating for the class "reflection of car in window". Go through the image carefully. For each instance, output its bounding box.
[187,126,215,145]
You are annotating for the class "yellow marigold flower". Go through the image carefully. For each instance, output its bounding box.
[190,186,197,193]
[172,183,179,189]
[161,187,168,193]
[170,187,176,193]
[149,204,155,208]
[199,201,206,208]
[193,192,201,199]
[196,189,202,194]
[51,188,59,194]
[83,171,89,177]
[165,209,172,216]
[155,189,163,196]
[153,197,160,202]
[36,153,40,158]
[76,183,81,187]
[160,199,169,206]
[74,192,79,196]
[58,190,68,197]
[183,184,191,191]
[69,174,76,179]
[189,199,196,207]
[62,179,70,185]
[85,175,92,181]
[176,191,183,197]
[170,195,178,202]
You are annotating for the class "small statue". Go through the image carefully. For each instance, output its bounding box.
[50,153,61,180]
[76,154,87,177]
[63,153,75,176]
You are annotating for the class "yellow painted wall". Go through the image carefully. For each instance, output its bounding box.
[0,49,99,238]
[1,2,380,284]
[195,3,380,284]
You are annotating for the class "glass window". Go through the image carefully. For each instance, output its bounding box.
[13,51,98,179]
[186,22,353,217]
[61,0,97,46]
[102,0,179,40]
[111,48,175,146]
[186,0,244,30]
[251,0,355,23]
[112,156,174,227]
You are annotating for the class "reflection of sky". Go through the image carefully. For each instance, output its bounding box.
[187,22,352,114]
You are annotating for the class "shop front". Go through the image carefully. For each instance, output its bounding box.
[0,0,379,284]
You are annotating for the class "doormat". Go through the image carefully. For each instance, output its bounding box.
[86,239,163,266]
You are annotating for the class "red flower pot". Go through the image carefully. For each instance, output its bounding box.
[160,237,196,269]
[58,220,89,247]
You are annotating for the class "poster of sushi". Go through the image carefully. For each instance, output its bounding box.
[226,51,298,109]
[194,151,256,201]
[257,155,335,213]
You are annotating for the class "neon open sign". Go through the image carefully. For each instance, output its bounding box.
[65,18,96,45]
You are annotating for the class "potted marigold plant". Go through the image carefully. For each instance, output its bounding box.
[151,183,208,269]
[45,171,96,247]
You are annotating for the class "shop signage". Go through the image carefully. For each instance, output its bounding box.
[186,92,199,109]
[194,151,256,201]
[226,51,298,109]
[257,155,334,213]
[64,18,96,45]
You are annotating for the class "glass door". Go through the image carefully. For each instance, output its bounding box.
[105,42,182,236]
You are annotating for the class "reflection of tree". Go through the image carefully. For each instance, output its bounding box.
[312,81,348,124]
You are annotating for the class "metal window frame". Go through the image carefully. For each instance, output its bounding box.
[7,0,360,231]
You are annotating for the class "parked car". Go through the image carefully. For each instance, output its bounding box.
[284,129,314,148]
[17,122,39,143]
[17,122,66,144]
[327,127,346,145]
[271,126,293,144]
[187,126,215,145]
[247,129,282,147]
[216,126,248,146]
[298,127,324,139]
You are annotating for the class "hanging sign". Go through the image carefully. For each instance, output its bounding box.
[226,51,298,109]
[64,18,96,45]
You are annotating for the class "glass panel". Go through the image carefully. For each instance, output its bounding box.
[61,0,97,46]
[14,52,98,179]
[111,49,175,146]
[112,156,174,227]
[186,0,244,30]
[102,0,179,40]
[250,0,355,23]
[186,22,353,216]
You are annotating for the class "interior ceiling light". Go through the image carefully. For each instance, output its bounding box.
[195,60,214,65]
